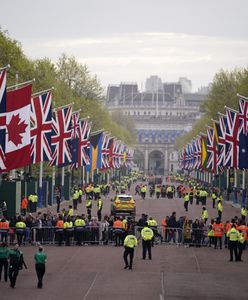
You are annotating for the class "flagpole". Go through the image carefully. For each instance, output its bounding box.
[0,65,10,71]
[234,169,238,204]
[38,161,43,208]
[32,87,54,97]
[237,93,248,100]
[242,169,246,207]
[226,168,230,201]
[52,166,55,204]
[7,79,35,90]
[53,102,74,112]
[61,167,65,201]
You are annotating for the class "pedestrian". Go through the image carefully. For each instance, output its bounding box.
[217,200,223,220]
[237,230,245,262]
[97,198,103,221]
[20,196,28,216]
[141,222,154,260]
[123,231,137,270]
[201,207,208,224]
[55,186,61,213]
[34,245,47,288]
[86,199,92,220]
[0,242,9,282]
[227,224,239,262]
[241,207,247,222]
[8,244,23,288]
[184,193,190,212]
[15,216,26,246]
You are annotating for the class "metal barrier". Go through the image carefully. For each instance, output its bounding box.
[0,226,225,247]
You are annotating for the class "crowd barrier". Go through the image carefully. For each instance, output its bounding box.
[0,226,227,247]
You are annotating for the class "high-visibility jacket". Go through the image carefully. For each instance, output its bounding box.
[0,221,9,229]
[124,235,138,248]
[56,220,64,228]
[212,223,224,237]
[21,198,28,209]
[217,202,223,212]
[33,195,38,203]
[64,221,73,229]
[141,186,147,193]
[211,193,217,199]
[161,218,167,228]
[155,186,161,193]
[74,219,85,227]
[241,208,247,217]
[73,190,79,200]
[16,221,26,229]
[122,219,128,231]
[28,194,33,202]
[238,233,245,244]
[113,220,123,229]
[86,200,92,209]
[227,228,240,241]
[97,199,103,210]
[184,194,190,202]
[68,208,74,217]
[201,210,208,220]
[141,227,154,241]
[148,219,158,227]
[166,186,172,193]
[237,225,247,240]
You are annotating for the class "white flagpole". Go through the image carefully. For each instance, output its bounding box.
[242,169,246,190]
[52,166,55,204]
[82,166,85,186]
[61,167,65,201]
[32,87,54,97]
[7,78,34,90]
[38,161,43,208]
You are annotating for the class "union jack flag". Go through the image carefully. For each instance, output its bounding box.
[0,68,7,171]
[126,148,134,167]
[217,115,226,171]
[206,127,217,173]
[74,119,91,168]
[49,105,72,167]
[113,139,122,168]
[225,108,239,169]
[238,96,248,169]
[101,133,110,169]
[30,91,52,163]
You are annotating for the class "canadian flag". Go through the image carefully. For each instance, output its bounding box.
[2,84,32,171]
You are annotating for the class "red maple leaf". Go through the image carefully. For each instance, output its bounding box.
[6,114,28,146]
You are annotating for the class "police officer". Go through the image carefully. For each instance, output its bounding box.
[123,232,138,270]
[97,198,103,221]
[141,222,154,260]
[64,217,73,246]
[34,245,47,288]
[217,200,223,220]
[241,207,247,222]
[74,215,85,246]
[86,198,92,220]
[8,244,22,288]
[184,193,190,212]
[0,242,9,282]
[201,207,209,224]
[227,224,239,262]
[15,216,26,246]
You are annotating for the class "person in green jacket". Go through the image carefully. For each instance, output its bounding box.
[0,242,9,282]
[8,244,22,288]
[34,245,47,288]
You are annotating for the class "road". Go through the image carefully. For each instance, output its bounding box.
[1,182,248,299]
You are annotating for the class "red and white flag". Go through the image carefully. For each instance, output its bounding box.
[2,84,32,171]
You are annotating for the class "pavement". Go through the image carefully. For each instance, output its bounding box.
[1,182,248,299]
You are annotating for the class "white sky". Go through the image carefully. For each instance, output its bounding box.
[1,0,248,92]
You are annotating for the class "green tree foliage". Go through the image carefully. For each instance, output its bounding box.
[0,29,134,146]
[176,67,248,149]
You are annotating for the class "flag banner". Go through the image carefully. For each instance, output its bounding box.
[225,108,239,169]
[0,82,32,172]
[86,131,103,172]
[196,136,202,170]
[113,139,121,168]
[206,127,217,173]
[217,115,226,171]
[0,68,7,171]
[201,134,207,170]
[239,96,248,169]
[101,132,110,170]
[30,90,52,163]
[70,112,91,169]
[108,137,114,169]
[126,148,134,167]
[49,106,72,167]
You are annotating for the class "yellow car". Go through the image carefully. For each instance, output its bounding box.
[111,194,136,216]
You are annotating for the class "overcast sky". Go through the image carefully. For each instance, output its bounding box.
[1,0,248,91]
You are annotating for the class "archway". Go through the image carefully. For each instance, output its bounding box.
[148,150,164,175]
[133,149,145,171]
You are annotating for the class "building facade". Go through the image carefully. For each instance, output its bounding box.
[106,77,207,175]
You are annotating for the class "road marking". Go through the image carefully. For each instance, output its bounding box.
[160,271,165,300]
[83,272,99,300]
[193,250,201,273]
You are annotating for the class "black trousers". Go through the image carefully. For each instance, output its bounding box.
[97,209,102,221]
[123,247,134,268]
[214,236,222,249]
[184,201,189,211]
[0,258,8,281]
[142,240,152,259]
[229,241,238,261]
[9,264,19,287]
[237,242,244,261]
[16,231,24,246]
[35,263,45,288]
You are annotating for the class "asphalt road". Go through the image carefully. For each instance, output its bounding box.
[1,182,248,299]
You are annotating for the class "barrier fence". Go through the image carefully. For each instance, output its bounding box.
[0,226,231,247]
